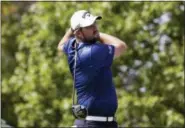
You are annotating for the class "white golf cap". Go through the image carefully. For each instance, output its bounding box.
[70,10,102,31]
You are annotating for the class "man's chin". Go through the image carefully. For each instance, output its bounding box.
[86,38,97,44]
[95,33,100,39]
[82,37,99,44]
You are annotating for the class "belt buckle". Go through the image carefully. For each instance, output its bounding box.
[106,117,114,122]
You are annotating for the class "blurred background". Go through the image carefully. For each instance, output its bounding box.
[1,1,184,127]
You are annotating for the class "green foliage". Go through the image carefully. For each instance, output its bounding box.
[2,1,184,127]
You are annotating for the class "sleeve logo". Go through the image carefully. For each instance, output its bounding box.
[108,46,112,54]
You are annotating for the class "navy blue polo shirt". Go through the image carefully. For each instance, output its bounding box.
[63,37,117,116]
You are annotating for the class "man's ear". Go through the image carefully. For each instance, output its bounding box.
[75,29,83,39]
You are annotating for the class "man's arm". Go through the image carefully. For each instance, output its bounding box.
[99,33,127,57]
[57,28,73,52]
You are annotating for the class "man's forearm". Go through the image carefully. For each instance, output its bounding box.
[99,32,127,57]
[99,33,127,48]
[57,28,73,51]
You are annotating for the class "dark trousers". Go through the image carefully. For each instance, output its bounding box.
[74,119,118,128]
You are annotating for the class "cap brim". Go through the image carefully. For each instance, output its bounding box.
[95,16,102,20]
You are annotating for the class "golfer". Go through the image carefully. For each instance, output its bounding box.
[58,10,127,128]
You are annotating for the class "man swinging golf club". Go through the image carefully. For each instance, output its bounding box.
[58,10,127,128]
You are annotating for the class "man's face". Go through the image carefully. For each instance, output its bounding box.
[79,22,100,43]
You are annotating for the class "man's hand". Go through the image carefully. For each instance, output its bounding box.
[57,28,74,52]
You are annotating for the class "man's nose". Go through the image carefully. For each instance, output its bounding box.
[93,24,98,31]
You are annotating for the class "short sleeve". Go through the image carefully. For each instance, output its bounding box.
[62,37,75,54]
[91,44,115,68]
[62,41,68,54]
